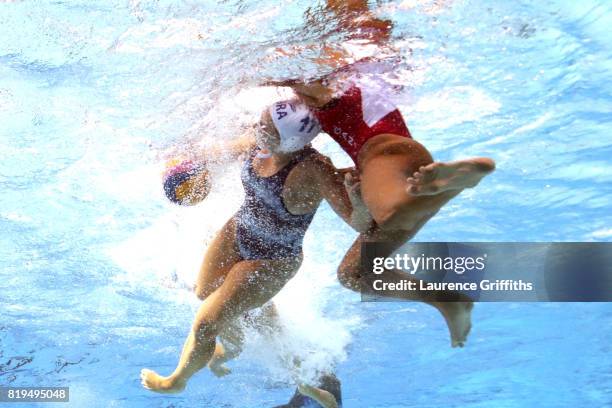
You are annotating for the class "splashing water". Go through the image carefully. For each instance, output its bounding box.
[1,1,611,407]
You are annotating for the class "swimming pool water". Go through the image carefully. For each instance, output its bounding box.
[1,1,611,407]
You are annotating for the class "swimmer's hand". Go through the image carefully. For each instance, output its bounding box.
[345,172,373,233]
[161,141,210,172]
[344,171,361,202]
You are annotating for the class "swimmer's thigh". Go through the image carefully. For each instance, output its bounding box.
[195,217,242,300]
[196,257,301,329]
[359,136,433,230]
[338,227,419,291]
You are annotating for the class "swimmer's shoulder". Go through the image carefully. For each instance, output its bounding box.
[295,148,337,178]
[292,149,352,195]
[284,149,335,190]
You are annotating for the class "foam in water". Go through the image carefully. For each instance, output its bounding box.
[107,86,358,386]
[1,1,611,406]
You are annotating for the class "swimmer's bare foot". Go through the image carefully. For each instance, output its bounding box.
[140,369,186,393]
[208,362,232,377]
[407,158,495,196]
[435,300,473,348]
[207,342,232,377]
[298,383,339,408]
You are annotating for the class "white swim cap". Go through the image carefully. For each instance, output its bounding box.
[269,100,321,152]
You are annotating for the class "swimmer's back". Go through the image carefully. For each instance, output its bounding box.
[313,73,411,163]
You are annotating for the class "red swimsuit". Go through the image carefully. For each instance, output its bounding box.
[313,75,411,164]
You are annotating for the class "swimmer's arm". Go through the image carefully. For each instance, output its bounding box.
[326,0,392,44]
[312,157,372,233]
[166,130,255,163]
[326,0,368,13]
[260,43,350,80]
[195,131,256,165]
[260,1,391,86]
[344,171,373,233]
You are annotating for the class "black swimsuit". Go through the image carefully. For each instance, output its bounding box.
[235,148,317,260]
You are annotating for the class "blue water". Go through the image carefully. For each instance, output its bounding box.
[1,1,611,407]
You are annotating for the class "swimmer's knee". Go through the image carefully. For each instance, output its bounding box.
[374,202,440,232]
[193,317,220,343]
[194,282,220,301]
[337,262,361,292]
[372,208,398,231]
[194,284,210,301]
[367,192,421,231]
[371,205,408,232]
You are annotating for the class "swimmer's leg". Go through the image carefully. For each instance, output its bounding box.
[234,303,340,408]
[194,217,242,300]
[275,373,342,408]
[207,317,247,377]
[209,302,283,377]
[407,158,496,196]
[359,135,495,231]
[207,342,233,377]
[140,257,301,393]
[297,383,339,408]
[338,228,473,348]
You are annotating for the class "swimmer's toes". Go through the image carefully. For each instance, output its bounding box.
[210,364,232,377]
[459,306,473,345]
[410,182,442,196]
[407,184,421,195]
[140,368,185,393]
[464,323,472,341]
[419,163,441,182]
[474,157,496,173]
[446,301,473,348]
